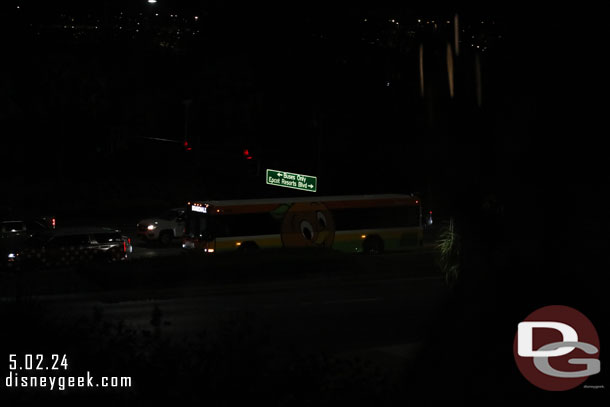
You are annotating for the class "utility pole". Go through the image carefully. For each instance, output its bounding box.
[183,99,193,144]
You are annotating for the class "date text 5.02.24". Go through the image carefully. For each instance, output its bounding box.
[9,354,69,371]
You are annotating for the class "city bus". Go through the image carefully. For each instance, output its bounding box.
[182,194,422,254]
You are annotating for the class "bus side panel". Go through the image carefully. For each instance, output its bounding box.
[397,227,423,248]
[333,227,422,253]
[215,235,283,252]
[332,231,366,253]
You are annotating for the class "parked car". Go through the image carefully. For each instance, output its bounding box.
[1,218,54,270]
[137,208,186,246]
[1,218,52,240]
[13,227,130,270]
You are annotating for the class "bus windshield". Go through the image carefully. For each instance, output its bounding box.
[186,212,209,238]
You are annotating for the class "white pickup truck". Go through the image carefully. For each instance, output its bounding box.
[137,208,186,246]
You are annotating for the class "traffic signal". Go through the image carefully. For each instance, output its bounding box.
[242,148,260,176]
[184,141,192,151]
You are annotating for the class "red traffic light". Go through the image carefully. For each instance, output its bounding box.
[184,141,192,151]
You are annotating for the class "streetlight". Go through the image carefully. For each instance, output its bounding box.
[147,0,157,4]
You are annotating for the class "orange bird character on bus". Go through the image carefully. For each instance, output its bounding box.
[278,202,336,248]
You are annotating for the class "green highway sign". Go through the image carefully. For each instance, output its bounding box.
[266,169,317,192]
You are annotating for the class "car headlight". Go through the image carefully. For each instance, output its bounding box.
[8,253,16,259]
[147,224,157,231]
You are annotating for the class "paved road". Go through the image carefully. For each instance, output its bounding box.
[128,244,184,259]
[41,273,448,357]
[3,240,451,401]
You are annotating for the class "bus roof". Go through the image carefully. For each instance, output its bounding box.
[191,194,420,213]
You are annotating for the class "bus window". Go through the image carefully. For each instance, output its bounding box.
[213,213,280,238]
[332,206,419,230]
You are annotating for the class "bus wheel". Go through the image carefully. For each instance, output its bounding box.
[159,231,173,247]
[363,235,384,255]
[239,241,259,253]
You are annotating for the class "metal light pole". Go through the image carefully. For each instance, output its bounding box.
[183,99,192,144]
